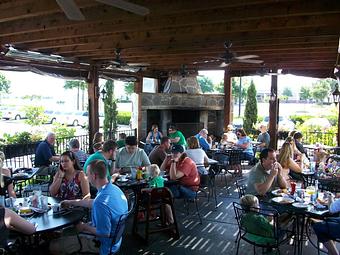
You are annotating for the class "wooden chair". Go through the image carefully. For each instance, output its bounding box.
[132,187,180,242]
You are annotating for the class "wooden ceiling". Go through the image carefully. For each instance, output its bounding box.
[0,0,339,78]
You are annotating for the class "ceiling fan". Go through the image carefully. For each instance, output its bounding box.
[194,41,263,67]
[56,0,150,21]
[102,48,149,72]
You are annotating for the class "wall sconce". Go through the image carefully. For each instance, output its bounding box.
[100,88,107,102]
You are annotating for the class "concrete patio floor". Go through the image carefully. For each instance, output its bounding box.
[119,169,330,255]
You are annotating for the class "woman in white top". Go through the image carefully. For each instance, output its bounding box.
[221,124,238,146]
[185,136,209,175]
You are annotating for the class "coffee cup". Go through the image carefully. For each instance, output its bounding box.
[52,203,60,213]
[120,175,127,181]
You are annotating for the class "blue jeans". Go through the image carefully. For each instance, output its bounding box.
[169,185,196,199]
[312,217,340,243]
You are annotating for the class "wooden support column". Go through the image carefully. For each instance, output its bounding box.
[87,65,99,152]
[223,69,232,129]
[135,76,143,141]
[269,74,279,150]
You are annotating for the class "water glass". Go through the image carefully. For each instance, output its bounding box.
[130,167,137,179]
[40,195,48,210]
[310,161,316,172]
[0,195,5,207]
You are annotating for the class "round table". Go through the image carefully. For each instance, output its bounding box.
[15,197,86,233]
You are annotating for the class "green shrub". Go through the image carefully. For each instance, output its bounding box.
[290,115,313,125]
[23,106,48,126]
[117,111,131,125]
[1,131,43,145]
[52,123,76,139]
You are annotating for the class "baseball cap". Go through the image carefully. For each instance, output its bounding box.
[171,144,184,153]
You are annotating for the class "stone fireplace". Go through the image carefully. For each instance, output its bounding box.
[140,75,225,139]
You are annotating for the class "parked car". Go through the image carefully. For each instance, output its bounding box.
[2,107,26,120]
[44,110,55,124]
[263,116,295,131]
[303,117,331,130]
[76,111,104,128]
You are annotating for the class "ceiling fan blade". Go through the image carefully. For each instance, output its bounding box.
[56,0,85,21]
[235,55,259,60]
[96,0,150,16]
[193,59,219,64]
[237,59,264,64]
[127,63,150,67]
[219,62,229,68]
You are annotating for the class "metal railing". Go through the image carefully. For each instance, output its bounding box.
[303,131,337,147]
[3,128,137,169]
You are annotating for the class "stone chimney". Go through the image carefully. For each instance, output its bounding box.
[163,75,202,94]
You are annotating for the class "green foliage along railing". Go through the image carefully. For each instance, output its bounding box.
[117,111,131,125]
[304,131,337,146]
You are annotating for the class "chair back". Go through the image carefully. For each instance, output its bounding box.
[235,179,247,198]
[233,202,280,246]
[199,174,210,187]
[110,212,129,254]
[148,187,173,204]
[229,149,242,165]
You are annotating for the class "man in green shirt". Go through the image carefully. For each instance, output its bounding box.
[168,124,187,148]
[83,140,117,182]
[246,148,287,196]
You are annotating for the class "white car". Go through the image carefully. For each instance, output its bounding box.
[263,116,295,132]
[2,107,26,120]
[303,118,331,130]
[75,111,104,128]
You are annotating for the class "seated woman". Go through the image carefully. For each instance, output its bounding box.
[312,193,340,255]
[49,151,90,200]
[285,136,303,161]
[92,132,104,152]
[0,152,16,198]
[239,194,274,244]
[277,142,302,184]
[160,144,200,199]
[234,128,254,175]
[222,124,238,146]
[0,206,36,250]
[185,136,209,175]
[145,124,163,154]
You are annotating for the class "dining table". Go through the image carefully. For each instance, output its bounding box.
[13,196,86,233]
[259,188,333,255]
[11,167,39,182]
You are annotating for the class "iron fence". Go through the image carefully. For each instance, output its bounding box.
[303,131,336,147]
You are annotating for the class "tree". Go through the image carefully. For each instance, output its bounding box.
[282,87,293,97]
[0,73,10,102]
[103,79,117,139]
[124,82,135,95]
[310,79,331,103]
[243,80,258,135]
[64,80,87,110]
[197,76,214,93]
[214,77,247,103]
[300,86,311,101]
[23,106,48,126]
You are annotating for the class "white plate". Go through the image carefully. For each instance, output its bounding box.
[118,179,129,182]
[271,189,288,196]
[271,197,295,204]
[292,202,308,208]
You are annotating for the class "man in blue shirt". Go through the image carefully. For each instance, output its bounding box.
[50,160,128,255]
[195,129,212,151]
[34,132,60,175]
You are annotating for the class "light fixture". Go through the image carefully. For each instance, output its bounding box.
[100,88,107,101]
[333,68,340,105]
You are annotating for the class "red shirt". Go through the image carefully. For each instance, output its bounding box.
[166,157,200,191]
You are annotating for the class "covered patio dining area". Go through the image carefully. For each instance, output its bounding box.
[0,1,340,255]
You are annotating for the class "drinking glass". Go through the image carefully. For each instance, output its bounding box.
[0,196,5,207]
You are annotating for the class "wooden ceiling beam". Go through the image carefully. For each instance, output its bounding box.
[24,27,339,57]
[2,12,338,45]
[1,0,338,37]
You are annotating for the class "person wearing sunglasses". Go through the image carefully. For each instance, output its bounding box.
[235,128,255,174]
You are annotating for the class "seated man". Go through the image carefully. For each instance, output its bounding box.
[168,124,187,148]
[34,132,60,175]
[50,160,128,255]
[116,136,151,174]
[160,144,200,199]
[148,136,171,167]
[257,124,270,152]
[69,138,88,164]
[246,148,287,196]
[195,129,212,151]
[83,140,117,182]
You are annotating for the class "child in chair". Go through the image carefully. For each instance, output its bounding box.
[148,164,164,188]
[239,194,274,244]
